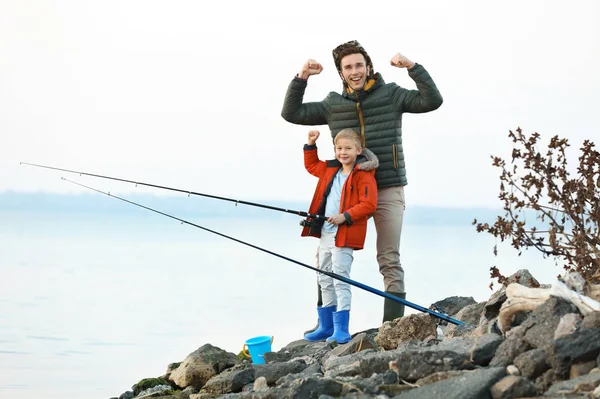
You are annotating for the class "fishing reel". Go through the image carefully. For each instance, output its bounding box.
[299,219,313,228]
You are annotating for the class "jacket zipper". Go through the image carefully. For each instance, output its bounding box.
[355,100,366,148]
[393,144,398,169]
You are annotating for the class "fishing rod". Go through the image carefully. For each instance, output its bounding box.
[60,176,464,326]
[20,162,326,222]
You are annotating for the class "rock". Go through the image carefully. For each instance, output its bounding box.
[415,370,469,385]
[544,369,600,396]
[253,360,309,385]
[521,296,580,350]
[582,311,600,329]
[263,340,330,364]
[253,376,268,392]
[445,302,486,339]
[548,327,600,378]
[200,364,255,395]
[430,296,477,317]
[168,344,239,390]
[489,325,531,367]
[375,313,438,350]
[570,360,597,379]
[490,375,537,399]
[277,376,344,398]
[337,369,398,396]
[392,367,506,399]
[513,348,549,380]
[555,313,582,339]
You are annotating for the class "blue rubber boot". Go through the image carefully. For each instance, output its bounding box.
[326,310,352,344]
[304,306,336,341]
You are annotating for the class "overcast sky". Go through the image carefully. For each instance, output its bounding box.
[1,0,598,207]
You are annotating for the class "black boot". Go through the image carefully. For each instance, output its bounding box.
[383,291,406,323]
[303,284,323,335]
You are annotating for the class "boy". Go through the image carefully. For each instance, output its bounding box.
[301,128,378,343]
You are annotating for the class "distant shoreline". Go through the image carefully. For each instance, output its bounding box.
[0,191,502,226]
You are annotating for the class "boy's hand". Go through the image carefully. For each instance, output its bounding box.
[298,59,323,79]
[307,130,320,145]
[327,214,346,225]
[390,53,415,70]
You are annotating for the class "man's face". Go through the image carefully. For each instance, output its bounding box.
[340,53,369,92]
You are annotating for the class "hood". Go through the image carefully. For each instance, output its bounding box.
[355,148,379,171]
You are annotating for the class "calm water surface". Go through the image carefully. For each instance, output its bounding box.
[0,208,558,398]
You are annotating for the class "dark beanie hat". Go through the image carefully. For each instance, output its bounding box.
[332,40,374,75]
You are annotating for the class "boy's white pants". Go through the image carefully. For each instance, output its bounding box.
[317,231,353,311]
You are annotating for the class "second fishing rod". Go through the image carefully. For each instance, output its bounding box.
[21,162,325,225]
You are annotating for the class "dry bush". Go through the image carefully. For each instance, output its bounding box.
[473,127,600,288]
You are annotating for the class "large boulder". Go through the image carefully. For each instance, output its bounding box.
[168,343,239,390]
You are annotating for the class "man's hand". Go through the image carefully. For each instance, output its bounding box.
[327,214,346,225]
[298,59,323,79]
[307,130,320,145]
[390,53,415,70]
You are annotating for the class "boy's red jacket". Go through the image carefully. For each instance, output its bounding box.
[301,144,379,250]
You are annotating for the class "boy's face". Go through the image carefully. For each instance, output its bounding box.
[339,53,369,92]
[335,138,362,168]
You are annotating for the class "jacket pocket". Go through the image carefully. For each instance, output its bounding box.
[392,144,399,169]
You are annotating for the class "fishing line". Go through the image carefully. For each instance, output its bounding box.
[20,162,325,222]
[59,176,463,326]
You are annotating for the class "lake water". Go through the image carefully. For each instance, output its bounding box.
[0,199,561,399]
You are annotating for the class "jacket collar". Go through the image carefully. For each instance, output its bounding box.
[325,148,379,172]
[342,73,385,100]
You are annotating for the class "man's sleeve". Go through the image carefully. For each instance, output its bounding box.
[392,64,443,114]
[281,77,329,125]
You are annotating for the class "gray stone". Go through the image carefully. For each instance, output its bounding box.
[119,392,134,399]
[490,325,531,367]
[275,362,322,386]
[548,327,600,378]
[253,360,309,385]
[375,313,438,350]
[324,348,402,378]
[535,368,559,395]
[521,296,580,350]
[430,296,477,317]
[392,367,506,399]
[445,302,486,338]
[277,376,344,398]
[264,341,331,364]
[436,334,503,366]
[570,360,597,379]
[169,344,239,390]
[415,370,469,386]
[544,369,600,396]
[513,348,549,380]
[582,311,600,329]
[390,348,471,381]
[489,375,537,399]
[555,313,583,339]
[337,369,399,396]
[200,364,255,395]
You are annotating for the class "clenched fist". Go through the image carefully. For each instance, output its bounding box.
[298,59,323,79]
[390,53,415,70]
[307,130,320,145]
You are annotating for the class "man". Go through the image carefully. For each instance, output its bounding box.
[282,40,443,323]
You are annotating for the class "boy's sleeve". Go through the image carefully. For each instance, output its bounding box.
[304,144,326,177]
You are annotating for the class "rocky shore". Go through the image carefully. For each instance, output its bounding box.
[111,270,600,399]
